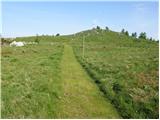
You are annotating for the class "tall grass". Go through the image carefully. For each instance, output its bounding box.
[72,29,159,118]
[1,43,64,118]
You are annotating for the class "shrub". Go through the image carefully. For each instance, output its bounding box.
[121,29,125,34]
[139,32,147,39]
[35,34,39,43]
[125,31,129,36]
[132,32,137,38]
[96,26,101,30]
[56,33,60,36]
[105,26,109,31]
[113,82,122,93]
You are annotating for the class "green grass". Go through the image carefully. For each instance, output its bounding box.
[1,43,63,118]
[72,29,159,118]
[1,29,159,118]
[56,44,120,118]
[1,40,120,118]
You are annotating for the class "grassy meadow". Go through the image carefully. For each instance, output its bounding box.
[72,29,159,118]
[1,28,159,118]
[1,43,63,118]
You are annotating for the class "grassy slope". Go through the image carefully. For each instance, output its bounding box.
[1,29,158,118]
[72,29,159,118]
[57,44,120,118]
[1,44,63,118]
[2,36,120,118]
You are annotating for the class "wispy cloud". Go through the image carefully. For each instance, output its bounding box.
[134,3,147,12]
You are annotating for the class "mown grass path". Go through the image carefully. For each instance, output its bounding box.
[57,44,120,118]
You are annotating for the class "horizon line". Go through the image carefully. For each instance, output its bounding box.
[1,27,159,40]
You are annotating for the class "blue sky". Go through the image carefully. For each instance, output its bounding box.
[1,1,159,39]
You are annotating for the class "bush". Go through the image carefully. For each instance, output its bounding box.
[113,82,122,93]
[96,26,101,30]
[35,38,39,43]
[35,34,39,43]
[56,33,60,36]
[105,26,109,31]
[139,32,147,39]
[125,31,129,36]
[121,29,125,34]
[132,32,137,38]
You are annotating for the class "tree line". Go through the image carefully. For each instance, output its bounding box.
[96,26,158,41]
[121,28,152,40]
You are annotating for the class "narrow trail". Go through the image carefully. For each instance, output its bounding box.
[57,44,120,118]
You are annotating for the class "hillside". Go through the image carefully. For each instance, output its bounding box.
[71,28,159,118]
[1,28,159,118]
